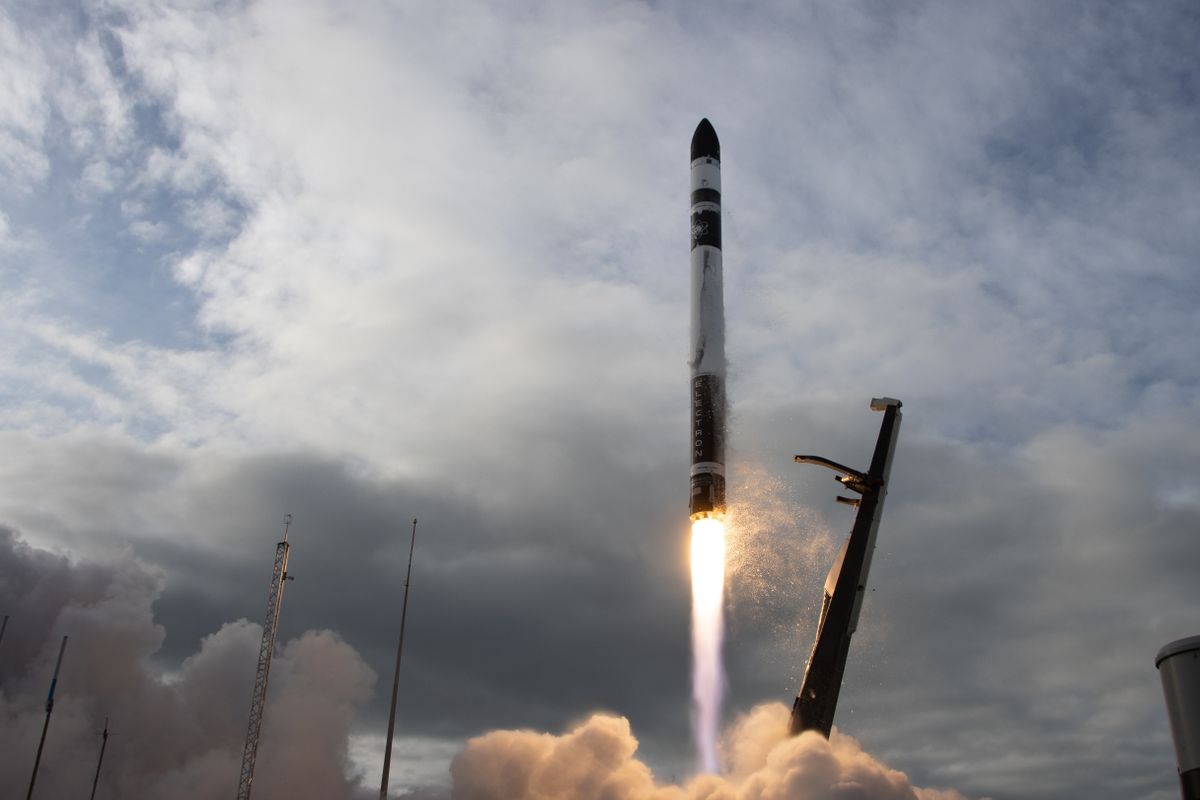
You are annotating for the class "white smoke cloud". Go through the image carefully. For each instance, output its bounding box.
[0,527,375,799]
[450,703,969,800]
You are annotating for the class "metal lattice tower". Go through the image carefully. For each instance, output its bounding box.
[236,515,293,800]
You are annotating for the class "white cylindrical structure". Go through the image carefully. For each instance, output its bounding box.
[1157,635,1200,800]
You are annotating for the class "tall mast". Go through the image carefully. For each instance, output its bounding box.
[89,717,110,800]
[236,514,294,800]
[26,635,68,800]
[379,518,419,799]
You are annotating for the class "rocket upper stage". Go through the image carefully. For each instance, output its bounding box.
[689,119,727,521]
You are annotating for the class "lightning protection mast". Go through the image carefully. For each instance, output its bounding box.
[236,514,294,800]
[89,717,110,800]
[380,518,419,799]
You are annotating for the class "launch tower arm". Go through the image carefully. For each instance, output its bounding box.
[792,456,869,494]
[788,399,903,738]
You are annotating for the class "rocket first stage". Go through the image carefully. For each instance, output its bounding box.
[689,119,726,521]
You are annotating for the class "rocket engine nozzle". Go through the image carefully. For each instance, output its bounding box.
[689,472,726,521]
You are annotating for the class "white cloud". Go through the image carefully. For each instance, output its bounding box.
[129,218,170,242]
[0,8,51,187]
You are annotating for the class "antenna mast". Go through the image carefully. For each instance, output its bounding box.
[380,518,419,799]
[89,717,110,800]
[26,635,68,800]
[236,514,294,800]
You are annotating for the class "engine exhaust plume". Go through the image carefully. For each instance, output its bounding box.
[690,517,726,773]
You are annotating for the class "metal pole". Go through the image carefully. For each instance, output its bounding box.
[89,717,110,800]
[380,518,419,799]
[26,635,68,800]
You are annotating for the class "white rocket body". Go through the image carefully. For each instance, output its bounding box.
[689,119,726,520]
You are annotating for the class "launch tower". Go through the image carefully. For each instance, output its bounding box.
[236,515,294,800]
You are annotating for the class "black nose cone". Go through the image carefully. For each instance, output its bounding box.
[691,118,720,162]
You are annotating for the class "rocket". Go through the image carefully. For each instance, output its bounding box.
[689,119,727,521]
[790,397,903,737]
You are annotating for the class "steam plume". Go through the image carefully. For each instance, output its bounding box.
[451,702,968,800]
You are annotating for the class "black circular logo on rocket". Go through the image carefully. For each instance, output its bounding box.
[690,210,721,250]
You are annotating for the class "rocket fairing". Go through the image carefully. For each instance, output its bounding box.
[689,119,727,521]
[789,398,903,738]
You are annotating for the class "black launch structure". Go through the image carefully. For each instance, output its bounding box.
[790,398,903,737]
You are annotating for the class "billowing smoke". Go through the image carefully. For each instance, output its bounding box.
[450,702,968,800]
[0,527,375,799]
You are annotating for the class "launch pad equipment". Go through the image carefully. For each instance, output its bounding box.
[1157,635,1200,800]
[790,398,903,738]
[236,515,294,800]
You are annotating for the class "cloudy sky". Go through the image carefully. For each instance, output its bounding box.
[1,0,1198,797]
